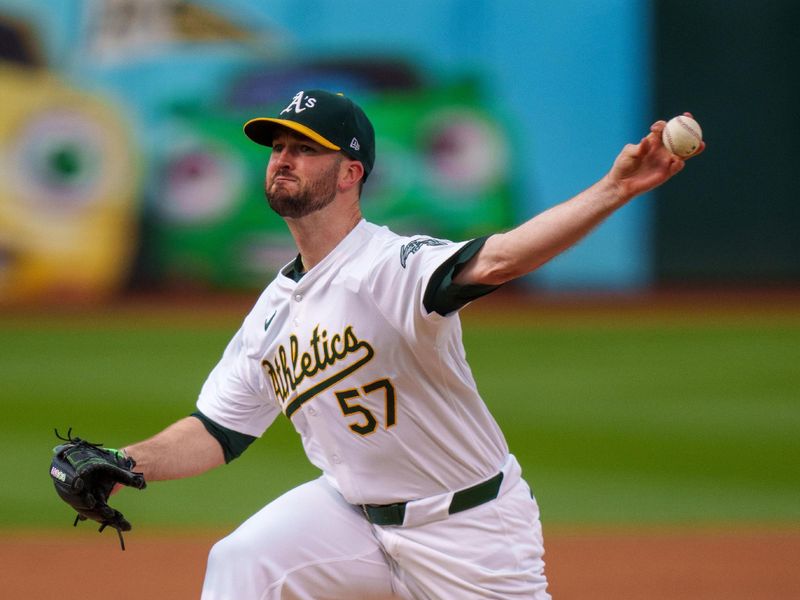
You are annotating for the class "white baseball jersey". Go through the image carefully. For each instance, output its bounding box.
[197,219,508,505]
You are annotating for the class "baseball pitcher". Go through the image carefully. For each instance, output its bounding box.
[51,89,702,598]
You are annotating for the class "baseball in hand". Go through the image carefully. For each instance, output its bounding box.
[662,115,702,158]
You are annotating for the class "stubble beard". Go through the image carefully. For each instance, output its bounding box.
[266,159,341,219]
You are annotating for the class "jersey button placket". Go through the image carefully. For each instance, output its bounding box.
[292,287,303,327]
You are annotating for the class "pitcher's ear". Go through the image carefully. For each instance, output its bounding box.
[338,159,365,192]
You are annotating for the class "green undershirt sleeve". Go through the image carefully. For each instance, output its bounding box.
[190,411,257,464]
[423,236,502,316]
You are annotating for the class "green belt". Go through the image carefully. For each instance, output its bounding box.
[362,471,504,526]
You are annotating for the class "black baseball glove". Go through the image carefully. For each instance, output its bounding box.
[50,428,146,550]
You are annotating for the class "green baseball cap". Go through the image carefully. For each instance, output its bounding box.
[244,89,375,179]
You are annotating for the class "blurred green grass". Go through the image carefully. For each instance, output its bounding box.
[2,303,799,530]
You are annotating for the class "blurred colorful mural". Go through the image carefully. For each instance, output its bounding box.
[9,2,796,301]
[0,0,519,301]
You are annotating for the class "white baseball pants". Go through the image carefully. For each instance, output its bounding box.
[201,455,551,599]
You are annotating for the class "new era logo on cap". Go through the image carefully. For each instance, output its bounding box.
[243,89,376,179]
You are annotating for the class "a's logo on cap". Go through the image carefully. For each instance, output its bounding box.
[350,138,360,151]
[280,91,317,115]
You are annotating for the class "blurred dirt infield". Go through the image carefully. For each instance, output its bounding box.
[2,528,799,599]
[5,287,799,328]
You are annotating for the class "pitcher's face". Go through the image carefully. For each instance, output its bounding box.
[265,131,343,219]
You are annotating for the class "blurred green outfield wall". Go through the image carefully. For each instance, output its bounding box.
[654,0,800,283]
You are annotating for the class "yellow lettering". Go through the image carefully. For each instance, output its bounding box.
[261,324,374,411]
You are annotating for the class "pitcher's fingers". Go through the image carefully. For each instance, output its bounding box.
[687,140,707,158]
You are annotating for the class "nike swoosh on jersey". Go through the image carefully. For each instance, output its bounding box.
[264,311,277,331]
